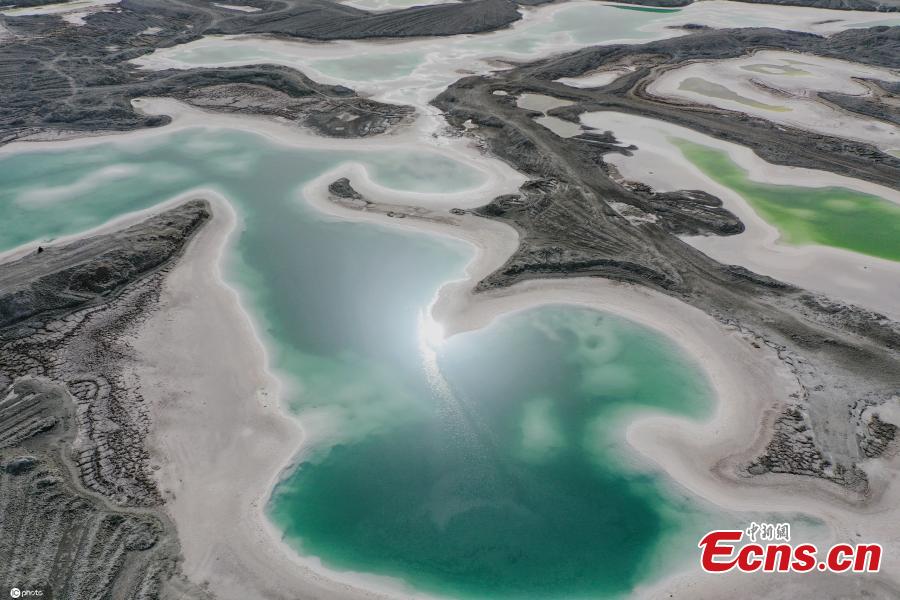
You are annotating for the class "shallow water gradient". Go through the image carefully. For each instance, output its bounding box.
[1,128,722,598]
[673,138,900,262]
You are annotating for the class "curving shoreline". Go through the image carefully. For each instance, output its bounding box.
[3,0,900,594]
[4,99,899,598]
[311,144,900,593]
[132,192,420,600]
[126,160,900,600]
[584,110,900,320]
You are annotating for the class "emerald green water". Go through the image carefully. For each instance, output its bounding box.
[2,128,719,598]
[673,138,900,262]
[272,306,713,599]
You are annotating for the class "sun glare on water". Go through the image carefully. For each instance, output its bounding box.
[418,309,445,350]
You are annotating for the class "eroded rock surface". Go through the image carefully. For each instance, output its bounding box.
[434,28,900,498]
[0,201,211,600]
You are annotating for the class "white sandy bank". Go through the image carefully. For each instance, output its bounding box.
[304,166,900,598]
[646,50,900,154]
[5,97,897,599]
[134,192,441,600]
[122,171,900,600]
[580,110,900,320]
[126,0,889,113]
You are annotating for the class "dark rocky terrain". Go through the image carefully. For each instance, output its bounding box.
[433,24,900,495]
[501,27,900,188]
[149,66,415,138]
[1,0,896,517]
[0,201,210,600]
[1,0,899,596]
[819,79,900,126]
[733,0,899,10]
[612,0,900,7]
[0,0,434,143]
[2,0,898,143]
[207,0,522,38]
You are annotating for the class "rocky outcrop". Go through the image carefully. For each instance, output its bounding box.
[0,201,209,329]
[732,0,899,12]
[0,201,211,600]
[208,0,523,39]
[154,67,415,138]
[433,31,900,499]
[328,177,365,201]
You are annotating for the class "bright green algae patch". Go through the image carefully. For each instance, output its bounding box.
[271,307,713,599]
[673,138,900,262]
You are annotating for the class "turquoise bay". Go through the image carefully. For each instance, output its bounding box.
[2,127,716,598]
[271,306,714,599]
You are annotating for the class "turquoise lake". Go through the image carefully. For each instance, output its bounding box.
[271,305,717,599]
[2,127,732,598]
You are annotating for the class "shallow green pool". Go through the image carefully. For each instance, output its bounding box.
[673,138,900,262]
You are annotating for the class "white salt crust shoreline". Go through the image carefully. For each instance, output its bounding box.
[581,110,900,321]
[2,101,898,598]
[644,50,900,154]
[133,192,433,600]
[304,166,900,597]
[126,0,896,112]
